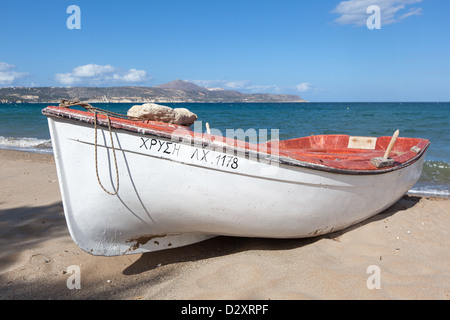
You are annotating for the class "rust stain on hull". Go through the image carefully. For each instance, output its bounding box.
[126,234,167,252]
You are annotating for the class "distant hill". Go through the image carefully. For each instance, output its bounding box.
[0,80,307,103]
[155,79,209,92]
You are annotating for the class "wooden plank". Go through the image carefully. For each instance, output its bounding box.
[347,136,377,149]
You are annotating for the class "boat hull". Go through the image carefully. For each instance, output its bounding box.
[47,116,425,256]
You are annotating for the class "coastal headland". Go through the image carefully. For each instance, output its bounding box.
[0,80,306,104]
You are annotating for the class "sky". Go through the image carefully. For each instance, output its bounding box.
[0,0,449,102]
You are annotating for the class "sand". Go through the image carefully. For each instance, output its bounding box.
[0,149,449,300]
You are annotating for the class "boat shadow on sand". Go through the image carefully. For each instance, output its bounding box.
[123,194,422,275]
[0,201,66,253]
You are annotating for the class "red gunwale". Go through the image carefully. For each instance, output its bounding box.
[42,106,430,174]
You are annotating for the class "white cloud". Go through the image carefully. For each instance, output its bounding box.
[223,80,252,90]
[191,79,282,93]
[0,62,29,85]
[55,64,150,85]
[332,0,423,26]
[191,79,316,94]
[54,73,78,85]
[0,62,14,72]
[117,69,148,82]
[398,7,423,20]
[72,64,115,78]
[295,82,313,92]
[192,79,251,90]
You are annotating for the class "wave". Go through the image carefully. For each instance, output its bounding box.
[407,188,450,198]
[0,136,53,154]
[409,160,450,198]
[420,160,450,184]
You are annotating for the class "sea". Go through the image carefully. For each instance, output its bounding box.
[1,102,449,198]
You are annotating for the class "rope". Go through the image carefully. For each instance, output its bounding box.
[94,111,120,196]
[59,99,122,195]
[59,99,140,120]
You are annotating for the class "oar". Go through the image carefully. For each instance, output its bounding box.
[370,129,399,168]
[383,129,400,160]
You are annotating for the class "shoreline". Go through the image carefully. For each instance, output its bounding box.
[0,149,449,300]
[1,146,448,199]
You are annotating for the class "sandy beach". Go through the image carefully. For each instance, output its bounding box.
[0,148,449,300]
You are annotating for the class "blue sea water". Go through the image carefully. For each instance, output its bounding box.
[0,102,449,197]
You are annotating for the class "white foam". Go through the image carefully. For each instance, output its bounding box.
[0,136,53,154]
[408,188,450,199]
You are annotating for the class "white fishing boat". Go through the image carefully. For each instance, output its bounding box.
[42,103,429,256]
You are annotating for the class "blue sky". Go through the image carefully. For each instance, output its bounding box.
[0,0,449,101]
